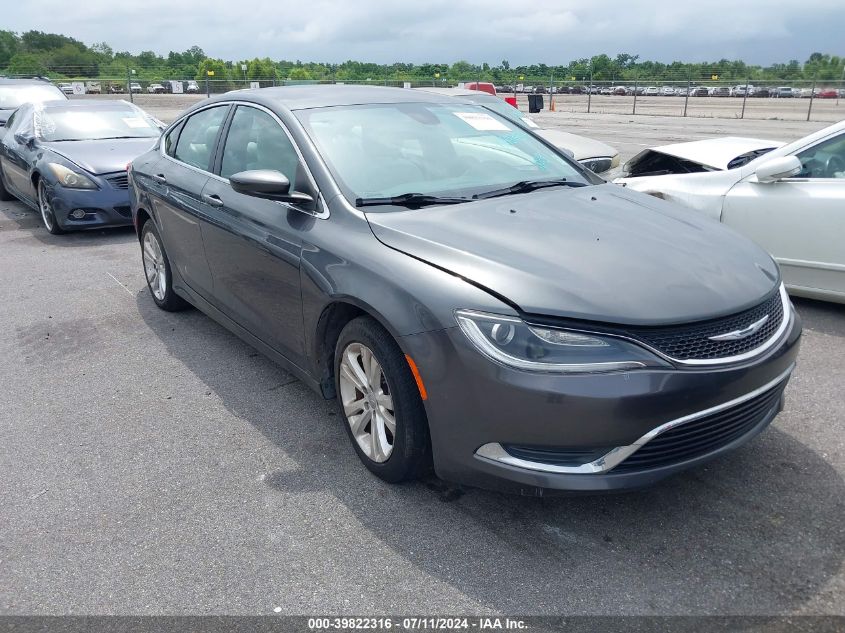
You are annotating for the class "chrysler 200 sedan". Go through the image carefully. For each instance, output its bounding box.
[129,86,801,494]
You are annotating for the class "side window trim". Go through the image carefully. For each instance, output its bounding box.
[211,105,239,176]
[164,120,185,158]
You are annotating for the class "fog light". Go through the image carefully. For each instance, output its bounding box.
[70,209,87,219]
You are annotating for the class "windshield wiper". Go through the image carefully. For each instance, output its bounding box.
[355,193,471,208]
[472,178,588,200]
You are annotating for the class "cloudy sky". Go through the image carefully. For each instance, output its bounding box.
[7,0,843,64]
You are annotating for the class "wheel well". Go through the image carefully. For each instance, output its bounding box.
[314,301,365,399]
[30,171,40,189]
[135,208,151,239]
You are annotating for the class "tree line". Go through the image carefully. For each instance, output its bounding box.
[1,30,843,85]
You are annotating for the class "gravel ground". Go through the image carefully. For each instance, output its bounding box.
[0,102,843,616]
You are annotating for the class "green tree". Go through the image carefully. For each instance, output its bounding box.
[0,30,19,68]
[7,52,48,76]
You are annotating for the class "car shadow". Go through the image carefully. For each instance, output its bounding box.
[136,291,845,614]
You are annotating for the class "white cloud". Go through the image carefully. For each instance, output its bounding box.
[5,0,843,64]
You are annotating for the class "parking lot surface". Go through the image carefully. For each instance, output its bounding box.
[1,106,844,616]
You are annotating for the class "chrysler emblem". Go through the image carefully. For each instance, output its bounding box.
[708,315,770,342]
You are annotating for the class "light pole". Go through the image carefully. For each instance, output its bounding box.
[241,63,248,87]
[126,68,136,103]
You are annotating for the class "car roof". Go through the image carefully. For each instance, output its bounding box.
[201,84,472,112]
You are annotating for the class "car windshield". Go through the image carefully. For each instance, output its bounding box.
[297,102,590,207]
[0,84,65,110]
[35,104,161,141]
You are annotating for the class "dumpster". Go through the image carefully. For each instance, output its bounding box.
[528,93,544,113]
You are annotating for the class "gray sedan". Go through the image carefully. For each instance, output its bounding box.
[129,86,801,494]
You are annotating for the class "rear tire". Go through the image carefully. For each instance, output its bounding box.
[335,316,431,483]
[140,220,189,311]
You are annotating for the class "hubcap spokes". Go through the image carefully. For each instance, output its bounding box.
[339,342,395,462]
[142,232,167,300]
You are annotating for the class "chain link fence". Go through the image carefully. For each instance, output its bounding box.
[13,73,845,123]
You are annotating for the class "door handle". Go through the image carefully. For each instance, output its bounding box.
[152,174,167,184]
[202,194,224,207]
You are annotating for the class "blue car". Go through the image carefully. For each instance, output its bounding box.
[0,99,162,234]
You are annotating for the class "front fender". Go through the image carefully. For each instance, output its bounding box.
[299,205,512,381]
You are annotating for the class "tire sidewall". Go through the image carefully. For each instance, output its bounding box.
[37,180,64,235]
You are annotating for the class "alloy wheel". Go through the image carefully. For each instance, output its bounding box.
[339,342,396,463]
[142,230,167,301]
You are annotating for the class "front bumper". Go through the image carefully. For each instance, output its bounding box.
[400,307,802,495]
[47,180,132,230]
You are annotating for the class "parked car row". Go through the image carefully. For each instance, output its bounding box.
[497,84,845,98]
[6,79,845,498]
[51,79,202,95]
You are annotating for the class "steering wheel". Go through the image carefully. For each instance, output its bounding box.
[825,154,845,178]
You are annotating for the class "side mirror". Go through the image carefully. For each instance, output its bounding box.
[229,169,314,205]
[755,155,801,183]
[14,132,35,148]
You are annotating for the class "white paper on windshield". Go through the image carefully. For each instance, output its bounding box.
[453,112,510,131]
[122,117,151,128]
[524,118,540,128]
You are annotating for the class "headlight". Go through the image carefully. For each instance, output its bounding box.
[455,310,667,373]
[47,163,98,189]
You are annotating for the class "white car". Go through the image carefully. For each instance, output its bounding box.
[644,86,660,96]
[415,87,620,173]
[660,86,675,96]
[615,121,845,303]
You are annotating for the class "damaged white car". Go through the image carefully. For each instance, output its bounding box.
[615,121,845,304]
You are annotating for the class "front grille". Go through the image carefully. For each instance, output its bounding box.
[622,289,784,361]
[106,173,129,189]
[580,158,611,173]
[611,379,786,473]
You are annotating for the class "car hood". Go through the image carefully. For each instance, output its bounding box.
[535,128,618,161]
[365,184,780,326]
[44,138,159,175]
[631,137,783,171]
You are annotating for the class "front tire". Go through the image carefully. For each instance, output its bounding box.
[37,179,65,234]
[335,317,431,483]
[140,220,189,311]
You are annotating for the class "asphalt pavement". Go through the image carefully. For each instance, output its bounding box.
[0,109,843,616]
